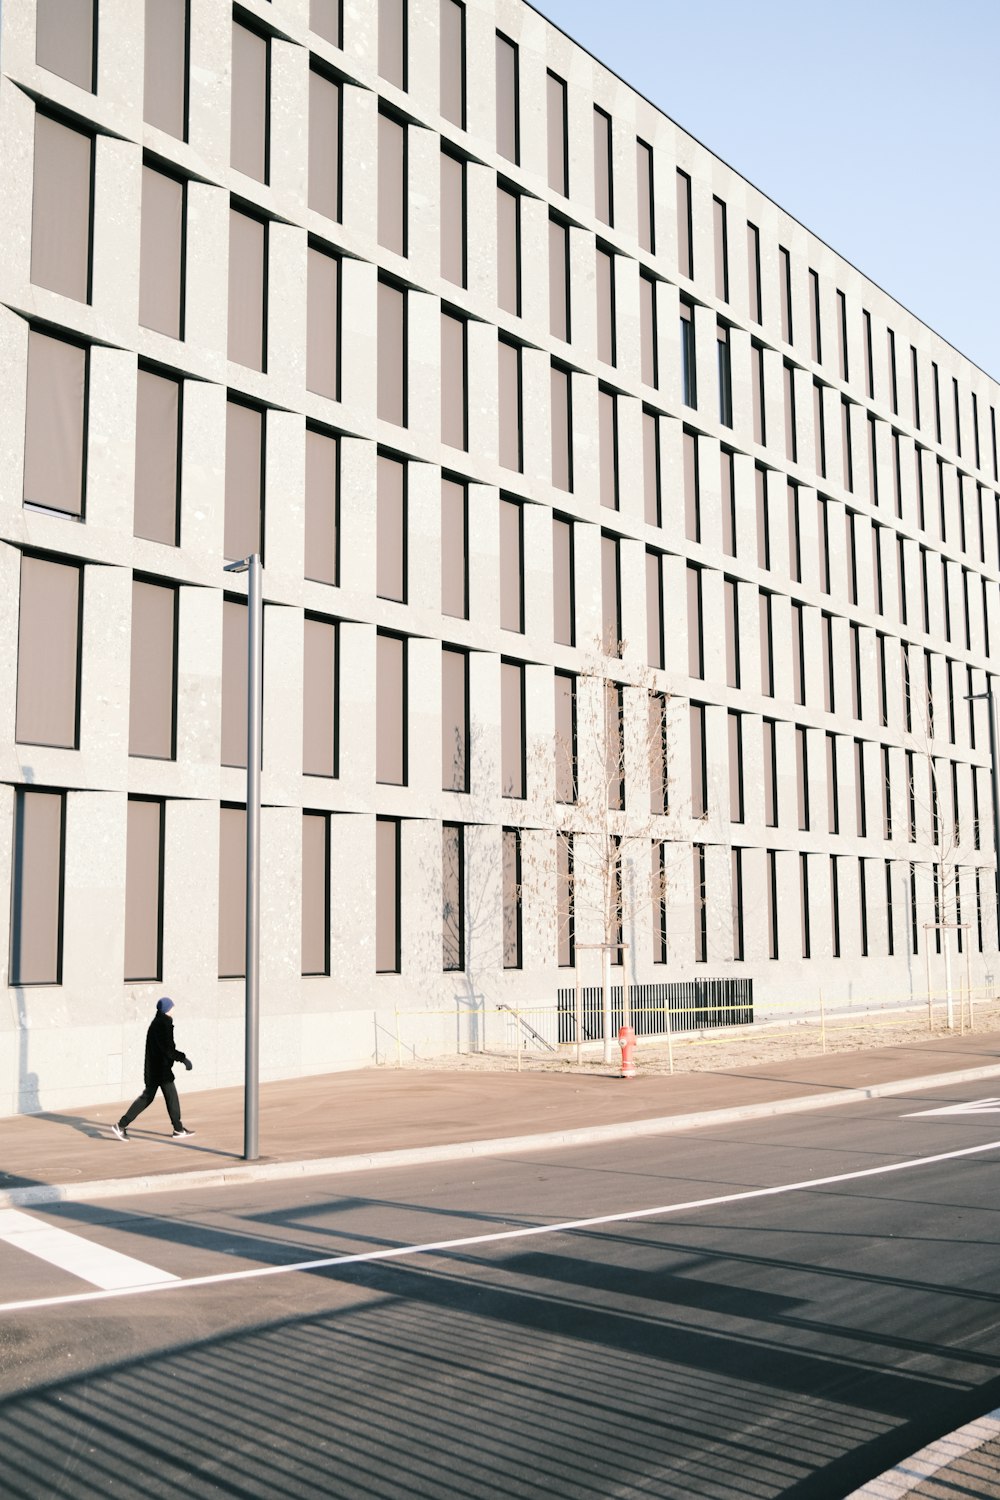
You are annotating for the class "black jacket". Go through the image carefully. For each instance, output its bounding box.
[144,1011,188,1086]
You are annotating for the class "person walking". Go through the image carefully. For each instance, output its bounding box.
[112,997,195,1140]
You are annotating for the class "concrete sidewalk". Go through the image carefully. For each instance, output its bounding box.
[4,1029,1000,1500]
[4,1028,1000,1208]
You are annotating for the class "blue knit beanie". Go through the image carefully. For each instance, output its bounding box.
[157,997,174,1013]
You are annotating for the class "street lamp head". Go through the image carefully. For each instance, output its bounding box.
[223,558,251,575]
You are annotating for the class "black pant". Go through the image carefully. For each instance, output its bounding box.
[120,1078,182,1131]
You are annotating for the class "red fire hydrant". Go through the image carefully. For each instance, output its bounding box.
[618,1025,637,1080]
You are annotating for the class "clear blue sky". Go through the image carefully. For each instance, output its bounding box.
[531,0,999,382]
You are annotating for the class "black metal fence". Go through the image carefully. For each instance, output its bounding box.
[555,978,754,1044]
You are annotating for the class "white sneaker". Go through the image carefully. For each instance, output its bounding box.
[111,1123,129,1141]
[172,1127,194,1138]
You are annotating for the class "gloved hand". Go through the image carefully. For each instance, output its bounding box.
[184,1058,193,1071]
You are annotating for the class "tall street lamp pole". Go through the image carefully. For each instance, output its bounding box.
[966,687,1000,952]
[223,553,263,1161]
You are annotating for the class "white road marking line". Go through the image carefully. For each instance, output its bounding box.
[844,1408,1000,1498]
[3,1134,999,1316]
[0,1207,179,1291]
[903,1096,1000,1117]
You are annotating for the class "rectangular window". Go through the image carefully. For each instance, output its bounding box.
[495,33,519,162]
[822,612,835,713]
[304,427,339,587]
[31,112,93,303]
[16,554,82,750]
[302,811,330,977]
[442,823,464,971]
[690,704,707,818]
[442,646,469,792]
[11,789,66,985]
[377,278,406,425]
[724,577,740,687]
[827,733,840,834]
[23,329,87,518]
[555,671,577,804]
[713,197,729,302]
[375,817,400,973]
[497,338,522,471]
[502,828,522,968]
[882,745,892,839]
[687,565,704,680]
[767,850,779,959]
[134,368,181,546]
[557,832,575,968]
[842,398,854,492]
[846,509,858,606]
[800,854,811,959]
[440,0,467,127]
[693,844,707,963]
[551,363,573,491]
[602,532,622,656]
[644,409,662,527]
[717,323,733,427]
[953,376,963,457]
[787,481,801,582]
[125,798,164,982]
[598,387,618,509]
[721,448,736,557]
[854,739,867,837]
[303,615,339,777]
[496,185,521,316]
[759,589,773,696]
[501,660,525,798]
[228,208,267,371]
[809,268,821,363]
[441,310,468,450]
[863,309,874,399]
[37,0,95,89]
[676,169,693,278]
[636,139,655,253]
[729,710,744,824]
[731,848,744,961]
[549,216,570,341]
[650,691,668,816]
[376,632,407,785]
[646,549,664,669]
[679,300,697,408]
[639,273,658,389]
[546,70,568,196]
[309,69,341,222]
[144,0,187,137]
[440,150,466,286]
[792,600,805,705]
[306,244,339,399]
[441,476,468,619]
[932,362,942,442]
[596,246,616,366]
[378,0,407,89]
[231,21,269,183]
[553,515,575,646]
[594,107,613,226]
[499,496,524,633]
[764,718,777,826]
[813,380,826,478]
[221,598,248,768]
[219,804,247,978]
[837,289,849,381]
[129,577,177,760]
[751,341,766,446]
[755,464,769,568]
[311,0,342,47]
[747,222,762,324]
[224,400,263,561]
[783,362,797,463]
[851,622,863,720]
[886,329,898,414]
[796,725,810,830]
[378,110,407,255]
[606,682,624,812]
[830,855,841,958]
[779,246,793,343]
[911,345,921,429]
[139,163,185,339]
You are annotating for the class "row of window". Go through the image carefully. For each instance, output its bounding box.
[34,1,997,480]
[11,784,987,989]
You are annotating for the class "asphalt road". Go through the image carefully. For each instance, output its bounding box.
[3,1081,1000,1499]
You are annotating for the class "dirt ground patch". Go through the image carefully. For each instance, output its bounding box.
[409,1000,1000,1076]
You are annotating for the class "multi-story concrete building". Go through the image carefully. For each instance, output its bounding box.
[2,0,999,1118]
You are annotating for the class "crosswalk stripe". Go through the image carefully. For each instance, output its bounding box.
[0,1207,178,1291]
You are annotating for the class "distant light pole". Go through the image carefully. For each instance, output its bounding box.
[966,687,1000,949]
[223,553,262,1161]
